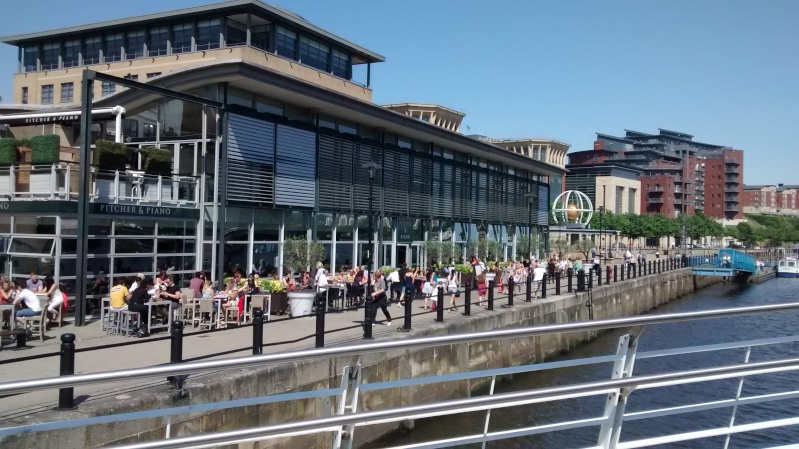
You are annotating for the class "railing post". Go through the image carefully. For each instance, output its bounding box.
[567,268,573,293]
[168,321,185,393]
[464,284,471,316]
[606,266,611,284]
[632,264,636,279]
[588,269,593,289]
[597,265,602,286]
[315,302,325,348]
[648,261,652,276]
[508,278,514,307]
[403,290,412,331]
[363,300,373,339]
[526,273,532,302]
[555,272,561,296]
[436,287,444,322]
[613,265,618,283]
[620,263,625,281]
[58,333,76,410]
[252,309,264,355]
[577,269,585,292]
[487,280,495,311]
[541,274,547,299]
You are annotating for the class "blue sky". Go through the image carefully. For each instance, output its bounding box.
[0,0,796,184]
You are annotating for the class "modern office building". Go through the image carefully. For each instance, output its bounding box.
[383,104,465,133]
[568,128,744,219]
[563,164,642,215]
[743,184,799,216]
[0,0,562,310]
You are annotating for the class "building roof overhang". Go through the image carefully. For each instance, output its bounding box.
[21,61,563,177]
[0,0,385,64]
[382,103,466,118]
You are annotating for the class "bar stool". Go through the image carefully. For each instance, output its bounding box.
[106,308,125,335]
[120,311,140,337]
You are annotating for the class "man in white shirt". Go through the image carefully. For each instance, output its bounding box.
[386,269,400,302]
[13,280,42,324]
[532,264,547,299]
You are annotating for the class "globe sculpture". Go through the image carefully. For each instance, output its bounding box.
[551,190,593,228]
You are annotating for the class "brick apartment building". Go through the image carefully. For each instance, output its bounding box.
[567,129,744,219]
[743,184,799,216]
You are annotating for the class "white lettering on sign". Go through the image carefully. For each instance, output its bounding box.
[96,203,172,216]
[0,203,9,210]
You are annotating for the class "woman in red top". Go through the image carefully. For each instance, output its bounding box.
[477,273,488,307]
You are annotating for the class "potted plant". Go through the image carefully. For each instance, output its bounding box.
[282,236,326,317]
[142,146,173,201]
[28,135,60,195]
[0,138,19,196]
[258,278,289,316]
[455,264,474,287]
[93,140,128,200]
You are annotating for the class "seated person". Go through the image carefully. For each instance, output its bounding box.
[155,277,181,320]
[127,279,153,337]
[282,271,296,292]
[109,278,130,311]
[13,280,43,327]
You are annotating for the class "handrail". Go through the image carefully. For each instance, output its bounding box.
[109,356,799,449]
[1,301,799,396]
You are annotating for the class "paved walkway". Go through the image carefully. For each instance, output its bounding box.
[0,287,559,421]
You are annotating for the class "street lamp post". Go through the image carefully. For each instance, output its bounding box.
[598,206,605,262]
[362,161,382,287]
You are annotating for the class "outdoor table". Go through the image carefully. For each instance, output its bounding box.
[325,286,345,311]
[0,304,15,331]
[146,300,173,333]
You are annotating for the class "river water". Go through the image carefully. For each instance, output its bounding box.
[372,278,799,448]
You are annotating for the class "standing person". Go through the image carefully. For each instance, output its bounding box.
[386,268,400,302]
[369,270,391,326]
[26,271,45,293]
[477,273,487,307]
[532,263,547,299]
[446,268,460,311]
[189,272,204,298]
[13,280,42,328]
[422,269,436,310]
[593,255,601,276]
[397,263,409,306]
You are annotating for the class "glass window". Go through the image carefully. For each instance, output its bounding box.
[60,238,111,255]
[158,220,196,237]
[316,213,333,240]
[197,19,221,50]
[225,207,250,242]
[61,82,74,103]
[8,237,55,255]
[104,33,122,62]
[253,243,279,276]
[23,45,38,72]
[337,214,354,241]
[157,239,195,254]
[172,23,193,54]
[149,27,169,56]
[0,215,10,233]
[115,238,155,254]
[41,84,54,104]
[84,36,101,64]
[223,243,248,276]
[126,30,146,59]
[114,256,154,275]
[157,256,195,273]
[335,243,353,271]
[254,209,280,241]
[115,219,154,236]
[338,120,356,135]
[227,87,253,108]
[276,26,297,59]
[299,36,329,71]
[41,43,60,70]
[331,49,349,78]
[285,211,309,238]
[21,87,28,104]
[256,96,283,116]
[226,19,247,46]
[252,24,271,51]
[101,81,115,97]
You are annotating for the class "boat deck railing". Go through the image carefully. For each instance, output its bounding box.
[1,303,799,448]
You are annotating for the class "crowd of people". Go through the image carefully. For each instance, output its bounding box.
[0,272,68,334]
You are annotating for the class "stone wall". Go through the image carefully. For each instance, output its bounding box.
[3,269,719,449]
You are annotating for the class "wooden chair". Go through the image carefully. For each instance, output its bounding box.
[249,294,270,322]
[20,307,48,342]
[197,300,215,330]
[223,302,240,326]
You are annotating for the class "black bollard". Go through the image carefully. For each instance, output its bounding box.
[613,265,618,282]
[606,266,611,284]
[658,260,661,273]
[577,269,585,292]
[403,292,413,331]
[620,264,625,281]
[526,273,532,302]
[487,280,495,311]
[363,300,373,339]
[58,333,76,410]
[436,287,444,322]
[508,278,514,307]
[555,272,561,296]
[597,266,602,286]
[632,264,636,279]
[648,261,652,275]
[253,309,264,355]
[542,274,547,299]
[567,268,573,293]
[168,321,185,392]
[315,304,325,348]
[464,284,471,316]
[588,269,593,289]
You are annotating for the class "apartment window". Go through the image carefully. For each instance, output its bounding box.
[196,19,221,50]
[331,49,349,78]
[60,82,74,102]
[41,85,54,104]
[104,33,123,62]
[84,36,102,64]
[276,26,297,59]
[149,27,168,56]
[146,72,161,78]
[126,30,146,59]
[628,188,636,213]
[171,23,193,54]
[21,87,28,104]
[41,43,60,70]
[299,35,329,71]
[225,19,247,46]
[252,24,271,51]
[101,81,116,97]
[63,39,81,67]
[23,45,38,72]
[123,74,139,81]
[421,113,431,123]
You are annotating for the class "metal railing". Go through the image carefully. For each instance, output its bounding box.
[2,301,799,449]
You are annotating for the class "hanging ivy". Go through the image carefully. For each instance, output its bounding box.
[94,139,127,170]
[30,135,60,164]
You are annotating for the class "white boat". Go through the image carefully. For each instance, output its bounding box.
[776,257,799,278]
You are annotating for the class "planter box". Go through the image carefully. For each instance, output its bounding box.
[485,272,496,284]
[268,293,289,315]
[288,291,316,317]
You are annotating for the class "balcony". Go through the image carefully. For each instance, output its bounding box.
[649,186,665,192]
[725,184,740,193]
[725,195,739,202]
[674,198,683,205]
[0,164,200,207]
[725,203,739,211]
[647,197,665,203]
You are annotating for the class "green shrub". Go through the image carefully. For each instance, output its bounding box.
[0,138,19,166]
[94,139,127,170]
[143,146,173,176]
[30,135,60,164]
